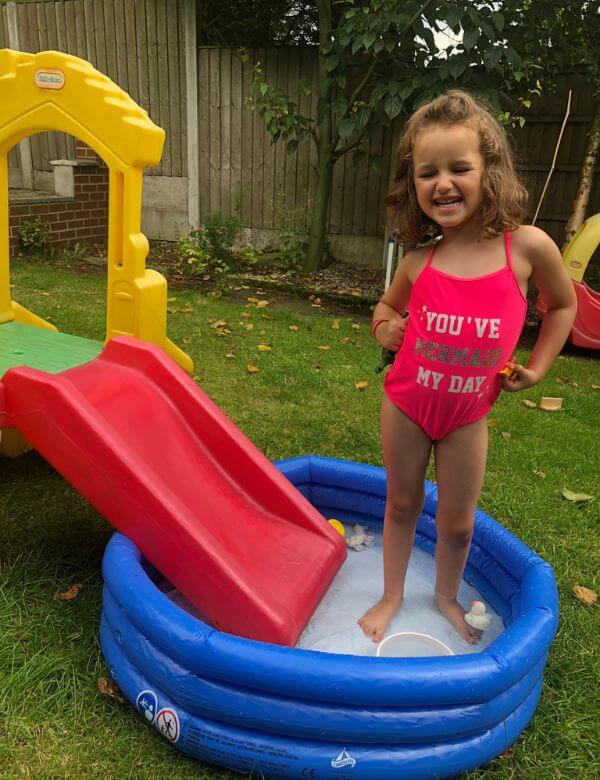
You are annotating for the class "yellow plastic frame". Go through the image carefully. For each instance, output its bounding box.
[563,213,600,284]
[0,49,192,373]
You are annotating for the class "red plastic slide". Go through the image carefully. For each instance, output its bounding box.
[537,281,600,349]
[0,337,346,646]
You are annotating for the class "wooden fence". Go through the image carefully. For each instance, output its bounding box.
[0,0,187,178]
[198,47,398,240]
[198,47,600,247]
[1,5,598,248]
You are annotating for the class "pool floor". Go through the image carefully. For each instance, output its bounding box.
[161,533,504,656]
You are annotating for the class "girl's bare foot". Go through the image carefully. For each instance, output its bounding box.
[358,594,403,643]
[435,591,481,644]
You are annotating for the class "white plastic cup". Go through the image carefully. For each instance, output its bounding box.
[376,631,454,658]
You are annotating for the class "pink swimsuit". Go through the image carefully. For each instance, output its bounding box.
[384,232,527,441]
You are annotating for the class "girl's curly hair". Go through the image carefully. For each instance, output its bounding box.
[385,90,528,250]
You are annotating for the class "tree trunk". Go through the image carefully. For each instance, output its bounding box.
[562,101,600,252]
[303,0,333,275]
[304,156,333,273]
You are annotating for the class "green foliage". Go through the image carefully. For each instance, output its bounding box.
[177,210,256,279]
[273,229,306,276]
[60,242,88,263]
[17,219,48,258]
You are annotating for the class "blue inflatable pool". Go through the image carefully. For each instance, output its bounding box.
[100,456,558,779]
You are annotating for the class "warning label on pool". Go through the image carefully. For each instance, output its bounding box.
[155,707,180,743]
[182,725,302,774]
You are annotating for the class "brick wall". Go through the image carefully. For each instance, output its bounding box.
[9,140,109,252]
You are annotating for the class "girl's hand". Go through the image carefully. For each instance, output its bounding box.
[377,316,408,352]
[501,359,541,392]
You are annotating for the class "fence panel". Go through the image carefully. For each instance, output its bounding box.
[5,0,187,181]
[198,49,599,248]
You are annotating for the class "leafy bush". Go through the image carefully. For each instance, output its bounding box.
[274,229,306,276]
[177,210,255,279]
[17,219,49,257]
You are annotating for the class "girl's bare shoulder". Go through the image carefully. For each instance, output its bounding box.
[402,244,432,283]
[511,225,561,264]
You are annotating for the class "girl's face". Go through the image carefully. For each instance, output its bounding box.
[412,124,484,230]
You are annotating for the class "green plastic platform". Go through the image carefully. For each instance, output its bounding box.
[0,321,102,378]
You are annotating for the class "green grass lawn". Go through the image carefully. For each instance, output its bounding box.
[1,258,599,778]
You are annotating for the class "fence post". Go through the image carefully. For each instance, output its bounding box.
[185,0,199,231]
[5,2,34,191]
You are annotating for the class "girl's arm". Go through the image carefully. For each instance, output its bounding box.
[371,254,415,351]
[503,228,577,392]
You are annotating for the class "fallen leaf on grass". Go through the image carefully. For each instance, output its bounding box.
[501,431,511,440]
[351,323,360,331]
[192,375,201,382]
[261,314,274,320]
[257,344,272,352]
[562,489,594,503]
[339,337,350,344]
[522,399,537,408]
[487,418,498,427]
[245,323,254,331]
[332,319,340,330]
[225,352,235,358]
[98,677,124,703]
[247,363,260,373]
[355,381,368,390]
[240,311,251,319]
[167,297,177,302]
[210,320,227,329]
[182,338,191,345]
[592,384,600,390]
[569,381,579,388]
[317,345,331,350]
[41,292,50,297]
[573,585,598,606]
[499,749,514,759]
[289,325,299,331]
[54,583,82,601]
[248,297,270,308]
[533,470,546,479]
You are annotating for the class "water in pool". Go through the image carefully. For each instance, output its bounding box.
[159,531,504,656]
[296,533,504,656]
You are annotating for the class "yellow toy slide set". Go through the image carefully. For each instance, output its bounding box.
[0,48,192,373]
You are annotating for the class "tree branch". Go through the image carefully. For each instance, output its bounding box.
[333,129,370,160]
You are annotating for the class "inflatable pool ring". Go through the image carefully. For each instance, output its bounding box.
[100,456,558,779]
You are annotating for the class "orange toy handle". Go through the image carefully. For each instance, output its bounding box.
[498,362,516,379]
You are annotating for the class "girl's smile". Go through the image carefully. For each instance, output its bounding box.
[412,125,484,229]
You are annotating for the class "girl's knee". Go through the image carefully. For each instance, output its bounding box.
[386,488,425,523]
[436,517,474,548]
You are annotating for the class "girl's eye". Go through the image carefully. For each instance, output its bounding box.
[419,172,435,178]
[453,168,470,174]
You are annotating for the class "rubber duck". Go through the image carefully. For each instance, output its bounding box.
[465,601,491,631]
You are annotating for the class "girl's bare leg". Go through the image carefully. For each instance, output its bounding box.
[433,416,488,643]
[358,396,432,643]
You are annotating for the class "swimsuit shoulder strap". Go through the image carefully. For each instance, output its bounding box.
[425,242,437,266]
[504,231,513,268]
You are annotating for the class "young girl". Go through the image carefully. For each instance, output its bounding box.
[359,90,576,645]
